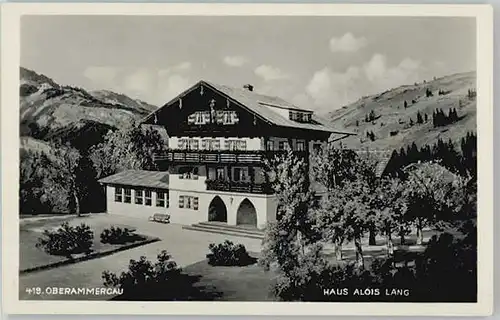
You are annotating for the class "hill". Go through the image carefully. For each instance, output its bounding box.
[19,67,157,149]
[328,71,476,151]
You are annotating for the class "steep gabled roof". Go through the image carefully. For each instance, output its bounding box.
[98,170,169,189]
[142,80,355,136]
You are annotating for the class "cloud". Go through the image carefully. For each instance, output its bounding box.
[223,55,248,67]
[329,33,367,53]
[83,66,118,88]
[123,68,156,96]
[306,66,361,110]
[304,54,422,112]
[254,65,290,81]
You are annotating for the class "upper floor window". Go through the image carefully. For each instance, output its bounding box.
[296,140,306,151]
[233,167,249,182]
[278,141,285,151]
[289,110,313,123]
[178,138,189,149]
[201,139,220,151]
[179,166,199,180]
[266,140,274,151]
[188,139,199,150]
[224,139,247,151]
[216,167,225,180]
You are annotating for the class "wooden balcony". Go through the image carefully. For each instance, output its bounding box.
[153,149,307,165]
[205,179,274,194]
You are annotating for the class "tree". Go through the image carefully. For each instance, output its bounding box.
[90,122,167,179]
[310,146,361,260]
[314,150,378,267]
[259,150,321,275]
[417,111,423,124]
[403,162,469,245]
[404,100,408,109]
[424,113,428,122]
[50,142,83,215]
[373,178,409,256]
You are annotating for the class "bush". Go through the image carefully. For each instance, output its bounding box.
[207,240,254,266]
[102,250,208,300]
[36,222,93,257]
[100,226,142,244]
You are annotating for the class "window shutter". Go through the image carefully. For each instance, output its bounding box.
[193,197,199,210]
[179,196,184,208]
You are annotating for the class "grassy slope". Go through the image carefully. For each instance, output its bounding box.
[20,67,159,153]
[327,71,476,151]
[20,67,157,140]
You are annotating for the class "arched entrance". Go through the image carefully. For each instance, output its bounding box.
[208,196,227,223]
[236,198,257,227]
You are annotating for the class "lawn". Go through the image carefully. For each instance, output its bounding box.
[182,252,276,301]
[20,215,159,273]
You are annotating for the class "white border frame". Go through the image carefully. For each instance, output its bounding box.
[1,3,494,316]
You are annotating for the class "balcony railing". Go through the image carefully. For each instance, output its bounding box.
[205,179,274,194]
[153,149,308,164]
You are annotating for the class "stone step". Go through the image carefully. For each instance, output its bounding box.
[182,225,264,240]
[196,221,265,235]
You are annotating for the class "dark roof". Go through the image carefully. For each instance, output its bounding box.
[98,170,169,189]
[143,80,356,136]
[355,150,395,177]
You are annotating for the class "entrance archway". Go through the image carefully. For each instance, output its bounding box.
[236,198,257,227]
[208,196,227,223]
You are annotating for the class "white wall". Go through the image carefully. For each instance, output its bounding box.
[105,185,169,218]
[168,189,276,229]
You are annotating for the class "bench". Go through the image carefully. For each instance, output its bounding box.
[149,213,170,224]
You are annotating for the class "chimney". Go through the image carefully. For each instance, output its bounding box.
[243,84,254,92]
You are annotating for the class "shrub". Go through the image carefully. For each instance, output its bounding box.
[207,240,254,266]
[36,222,93,257]
[100,226,143,244]
[102,250,207,300]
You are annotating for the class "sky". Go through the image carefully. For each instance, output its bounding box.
[21,15,476,113]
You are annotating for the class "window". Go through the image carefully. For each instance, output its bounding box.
[114,187,123,202]
[313,143,323,153]
[179,167,199,180]
[124,188,131,203]
[135,189,143,205]
[179,195,199,210]
[156,190,168,207]
[266,140,274,151]
[278,141,285,151]
[216,168,225,180]
[211,139,221,150]
[145,190,152,206]
[188,139,199,150]
[178,138,189,149]
[233,167,249,182]
[296,140,306,151]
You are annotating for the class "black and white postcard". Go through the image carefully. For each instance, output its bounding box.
[1,3,494,316]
